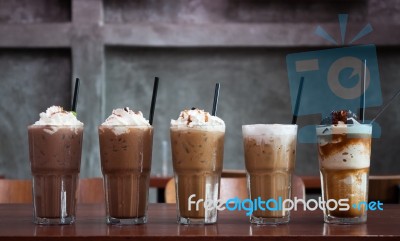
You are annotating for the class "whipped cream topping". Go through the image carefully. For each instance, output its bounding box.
[34,106,83,126]
[171,109,225,131]
[102,107,150,126]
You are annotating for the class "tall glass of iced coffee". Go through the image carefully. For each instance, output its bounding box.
[170,109,225,224]
[28,106,84,225]
[243,124,297,224]
[99,108,153,225]
[317,110,372,224]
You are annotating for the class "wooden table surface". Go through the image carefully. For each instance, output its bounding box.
[1,203,400,240]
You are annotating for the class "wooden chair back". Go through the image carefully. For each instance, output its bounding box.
[165,172,305,203]
[78,177,105,204]
[0,178,105,204]
[292,175,306,199]
[369,175,400,203]
[0,179,32,203]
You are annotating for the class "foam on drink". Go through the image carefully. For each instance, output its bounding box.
[171,108,225,131]
[242,124,297,143]
[34,106,83,126]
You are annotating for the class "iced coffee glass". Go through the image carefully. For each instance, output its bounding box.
[317,124,372,224]
[28,125,83,225]
[99,125,153,225]
[170,125,225,224]
[243,124,297,225]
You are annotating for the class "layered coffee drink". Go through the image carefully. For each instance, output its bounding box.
[28,106,84,225]
[243,124,297,224]
[171,108,225,224]
[317,110,372,224]
[99,107,153,225]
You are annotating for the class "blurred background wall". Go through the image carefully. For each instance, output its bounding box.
[1,0,400,182]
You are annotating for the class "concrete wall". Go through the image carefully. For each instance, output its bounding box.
[0,0,400,181]
[0,49,71,178]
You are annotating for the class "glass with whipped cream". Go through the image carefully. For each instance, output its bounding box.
[243,124,297,225]
[317,111,372,224]
[28,106,84,225]
[98,107,153,225]
[170,108,225,224]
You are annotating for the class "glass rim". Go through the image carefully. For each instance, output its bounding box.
[316,123,372,128]
[98,125,153,128]
[170,124,225,127]
[242,124,298,127]
[28,124,84,128]
[316,123,372,136]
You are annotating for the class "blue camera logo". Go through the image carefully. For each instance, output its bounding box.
[286,15,382,143]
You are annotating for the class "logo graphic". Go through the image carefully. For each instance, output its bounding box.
[286,14,382,143]
[188,194,384,216]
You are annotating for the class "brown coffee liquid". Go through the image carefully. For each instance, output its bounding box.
[28,125,83,219]
[320,168,369,218]
[244,137,296,218]
[99,126,153,219]
[171,128,224,219]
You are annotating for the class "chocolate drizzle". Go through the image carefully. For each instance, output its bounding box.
[318,133,371,160]
[321,110,359,125]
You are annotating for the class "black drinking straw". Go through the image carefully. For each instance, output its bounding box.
[371,88,400,124]
[71,78,80,112]
[149,77,159,125]
[359,59,366,123]
[211,83,220,116]
[291,76,304,124]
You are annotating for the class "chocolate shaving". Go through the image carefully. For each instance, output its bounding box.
[331,110,349,124]
[321,110,359,125]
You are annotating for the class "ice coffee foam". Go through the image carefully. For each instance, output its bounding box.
[317,124,372,170]
[102,108,150,126]
[242,124,297,145]
[101,107,150,135]
[34,106,83,126]
[170,109,225,132]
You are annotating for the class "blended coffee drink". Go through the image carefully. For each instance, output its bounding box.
[317,110,372,224]
[243,124,297,224]
[99,107,153,225]
[171,108,225,224]
[28,106,83,225]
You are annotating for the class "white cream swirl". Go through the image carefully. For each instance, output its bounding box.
[317,124,372,170]
[171,109,225,132]
[102,107,150,126]
[34,106,83,126]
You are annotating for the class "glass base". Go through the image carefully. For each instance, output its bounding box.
[324,215,367,224]
[34,216,75,225]
[106,216,147,225]
[178,216,216,225]
[250,215,290,225]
